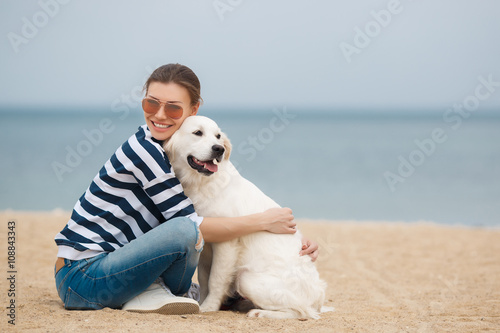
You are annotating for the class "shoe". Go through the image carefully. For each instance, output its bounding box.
[122,281,199,315]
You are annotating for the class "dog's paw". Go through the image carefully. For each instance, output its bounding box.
[247,309,263,318]
[200,303,219,313]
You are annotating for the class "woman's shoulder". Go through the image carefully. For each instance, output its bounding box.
[124,124,169,166]
[132,124,151,143]
[129,125,164,152]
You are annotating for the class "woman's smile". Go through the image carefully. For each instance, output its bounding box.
[150,120,173,130]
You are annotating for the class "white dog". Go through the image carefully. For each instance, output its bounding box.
[164,116,330,319]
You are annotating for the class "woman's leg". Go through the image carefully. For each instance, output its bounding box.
[55,217,203,310]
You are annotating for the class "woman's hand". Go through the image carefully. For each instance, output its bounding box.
[260,208,319,261]
[260,207,296,234]
[299,237,319,262]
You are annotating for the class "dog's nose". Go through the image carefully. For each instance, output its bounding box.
[212,145,225,156]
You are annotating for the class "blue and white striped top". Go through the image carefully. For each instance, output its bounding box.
[54,125,203,260]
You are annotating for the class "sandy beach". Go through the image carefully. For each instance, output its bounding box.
[1,211,499,332]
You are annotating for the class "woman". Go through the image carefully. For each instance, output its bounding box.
[54,63,318,315]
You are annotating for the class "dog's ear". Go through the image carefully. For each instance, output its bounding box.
[222,132,232,160]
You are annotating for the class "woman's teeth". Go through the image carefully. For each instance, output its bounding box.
[153,121,171,128]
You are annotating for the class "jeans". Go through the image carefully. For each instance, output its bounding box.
[55,217,203,310]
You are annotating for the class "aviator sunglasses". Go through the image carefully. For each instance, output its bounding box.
[142,97,184,119]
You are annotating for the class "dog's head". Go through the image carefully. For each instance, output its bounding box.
[164,116,231,177]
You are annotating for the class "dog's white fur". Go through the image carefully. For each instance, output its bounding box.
[164,116,329,319]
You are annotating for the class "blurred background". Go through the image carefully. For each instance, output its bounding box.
[1,0,499,226]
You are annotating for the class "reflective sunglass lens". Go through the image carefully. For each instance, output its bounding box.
[142,99,159,113]
[166,104,183,119]
[142,98,184,119]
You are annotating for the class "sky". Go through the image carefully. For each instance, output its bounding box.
[1,0,500,112]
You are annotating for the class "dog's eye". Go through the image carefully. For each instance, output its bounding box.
[216,134,221,139]
[193,130,203,136]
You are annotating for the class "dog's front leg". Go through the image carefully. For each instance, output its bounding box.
[200,239,239,312]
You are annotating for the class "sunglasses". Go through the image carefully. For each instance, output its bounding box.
[142,97,184,119]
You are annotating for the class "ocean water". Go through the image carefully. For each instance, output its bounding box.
[1,109,499,227]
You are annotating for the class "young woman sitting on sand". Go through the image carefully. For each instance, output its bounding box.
[54,63,319,315]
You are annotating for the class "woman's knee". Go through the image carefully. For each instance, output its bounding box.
[160,217,203,253]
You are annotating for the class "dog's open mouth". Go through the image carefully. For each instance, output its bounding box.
[188,156,219,175]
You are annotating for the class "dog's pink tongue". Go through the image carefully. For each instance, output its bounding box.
[204,161,218,173]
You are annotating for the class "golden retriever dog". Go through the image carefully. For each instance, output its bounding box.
[164,116,330,319]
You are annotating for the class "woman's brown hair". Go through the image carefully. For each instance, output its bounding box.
[144,64,202,106]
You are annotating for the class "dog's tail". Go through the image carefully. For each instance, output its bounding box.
[268,289,322,319]
[254,278,326,319]
[293,279,329,319]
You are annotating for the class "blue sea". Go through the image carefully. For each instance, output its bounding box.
[1,108,499,227]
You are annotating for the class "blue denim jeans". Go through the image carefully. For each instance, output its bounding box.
[55,217,203,310]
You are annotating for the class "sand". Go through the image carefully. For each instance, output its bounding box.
[1,211,499,332]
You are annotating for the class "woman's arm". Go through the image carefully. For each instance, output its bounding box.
[199,207,296,243]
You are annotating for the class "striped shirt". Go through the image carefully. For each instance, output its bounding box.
[54,125,203,260]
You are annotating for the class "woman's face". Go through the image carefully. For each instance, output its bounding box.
[144,81,199,141]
